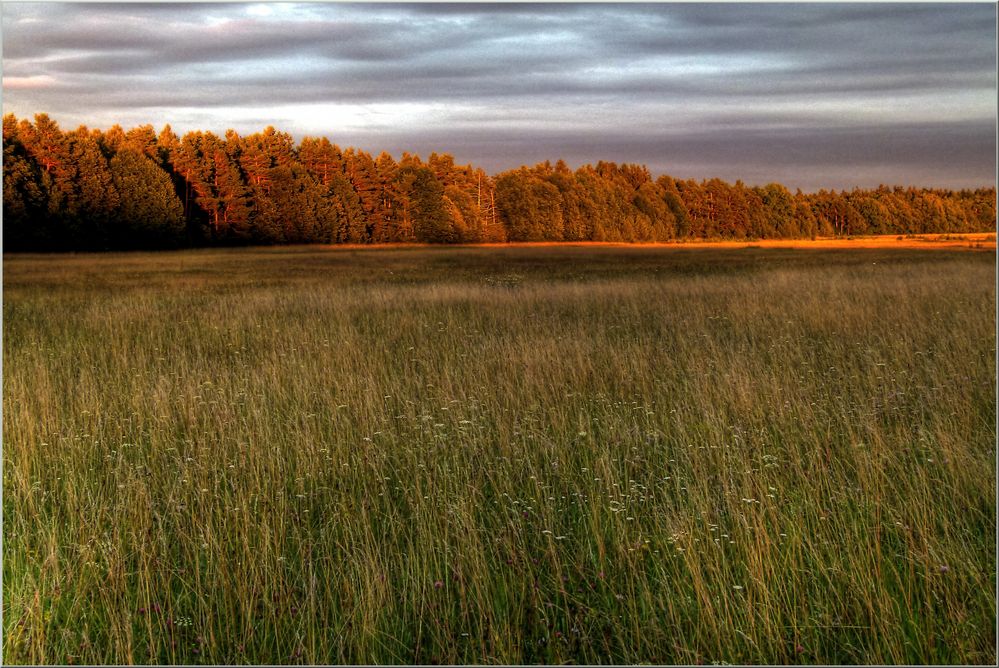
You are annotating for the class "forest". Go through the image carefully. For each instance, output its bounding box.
[3,113,996,251]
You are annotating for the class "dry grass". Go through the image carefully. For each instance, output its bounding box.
[310,233,998,252]
[3,245,995,664]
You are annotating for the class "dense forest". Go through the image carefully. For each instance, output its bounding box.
[3,113,995,251]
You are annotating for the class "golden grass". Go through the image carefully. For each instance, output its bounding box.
[3,245,996,664]
[308,233,997,252]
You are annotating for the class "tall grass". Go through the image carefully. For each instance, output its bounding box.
[3,246,995,664]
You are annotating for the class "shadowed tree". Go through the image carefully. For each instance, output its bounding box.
[407,165,455,243]
[792,193,818,238]
[3,115,47,249]
[212,135,253,242]
[543,160,589,241]
[64,127,120,248]
[109,148,185,248]
[298,136,348,242]
[444,185,479,243]
[755,183,794,238]
[344,148,381,238]
[495,168,565,241]
[633,180,677,241]
[371,151,401,242]
[236,126,328,244]
[16,114,75,235]
[657,175,691,238]
[853,196,892,235]
[390,163,420,242]
[330,173,367,243]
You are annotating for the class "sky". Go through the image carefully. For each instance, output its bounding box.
[2,2,996,191]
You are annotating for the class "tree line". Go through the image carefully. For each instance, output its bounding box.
[3,114,995,251]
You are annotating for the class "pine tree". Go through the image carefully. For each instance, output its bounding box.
[156,124,180,168]
[102,124,126,154]
[495,169,564,241]
[16,114,78,237]
[371,151,400,242]
[344,148,380,237]
[109,148,185,248]
[330,173,367,243]
[391,165,419,242]
[18,113,68,175]
[406,166,454,243]
[123,124,159,161]
[298,136,344,187]
[755,183,793,238]
[64,128,119,248]
[4,115,997,251]
[213,143,252,241]
[3,115,47,249]
[444,185,479,242]
[298,137,346,242]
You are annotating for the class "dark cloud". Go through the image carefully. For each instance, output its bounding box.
[2,2,995,190]
[336,118,996,191]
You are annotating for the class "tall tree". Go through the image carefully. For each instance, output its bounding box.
[407,165,455,243]
[3,115,996,251]
[3,115,47,249]
[109,148,185,248]
[64,127,120,248]
[495,168,565,241]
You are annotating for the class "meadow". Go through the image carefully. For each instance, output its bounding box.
[2,244,995,665]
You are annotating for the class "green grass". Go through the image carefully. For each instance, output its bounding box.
[3,245,995,665]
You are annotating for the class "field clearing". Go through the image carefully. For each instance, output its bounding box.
[2,245,996,665]
[306,233,997,252]
[469,232,996,251]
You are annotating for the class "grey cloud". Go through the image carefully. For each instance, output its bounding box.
[22,62,986,111]
[2,2,995,189]
[4,17,399,64]
[347,119,994,191]
[586,4,997,72]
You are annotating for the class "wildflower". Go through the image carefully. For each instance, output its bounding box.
[795,644,805,654]
[939,565,950,573]
[434,580,444,589]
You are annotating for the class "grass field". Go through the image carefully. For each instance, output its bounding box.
[3,244,996,665]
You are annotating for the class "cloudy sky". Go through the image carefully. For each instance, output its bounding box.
[2,2,996,190]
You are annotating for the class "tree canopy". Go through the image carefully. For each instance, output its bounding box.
[3,114,995,251]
